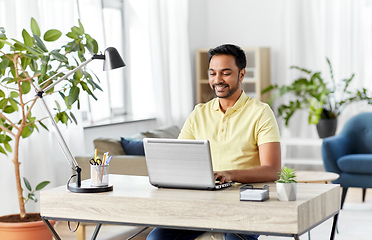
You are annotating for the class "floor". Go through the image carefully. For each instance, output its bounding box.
[55,187,372,240]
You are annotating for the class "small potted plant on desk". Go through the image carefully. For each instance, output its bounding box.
[276,167,297,201]
[0,18,101,239]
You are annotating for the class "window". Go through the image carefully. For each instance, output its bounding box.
[79,0,155,126]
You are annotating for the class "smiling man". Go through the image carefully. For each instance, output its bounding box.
[146,44,281,240]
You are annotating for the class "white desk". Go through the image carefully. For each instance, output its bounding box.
[40,175,340,240]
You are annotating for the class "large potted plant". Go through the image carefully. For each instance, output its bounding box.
[0,18,100,238]
[262,58,372,138]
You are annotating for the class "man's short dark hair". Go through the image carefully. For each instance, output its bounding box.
[208,44,247,71]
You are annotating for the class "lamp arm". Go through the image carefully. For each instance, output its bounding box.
[31,48,123,193]
[39,97,79,169]
[42,57,94,93]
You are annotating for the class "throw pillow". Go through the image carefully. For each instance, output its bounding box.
[120,137,145,156]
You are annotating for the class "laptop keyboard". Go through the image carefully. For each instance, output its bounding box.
[214,181,235,190]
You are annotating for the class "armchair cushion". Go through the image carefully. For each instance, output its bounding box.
[338,154,372,174]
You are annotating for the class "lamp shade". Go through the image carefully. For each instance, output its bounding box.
[103,47,126,71]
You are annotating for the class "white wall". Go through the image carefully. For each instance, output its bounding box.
[188,0,285,96]
[84,0,287,154]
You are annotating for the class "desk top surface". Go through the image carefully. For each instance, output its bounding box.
[41,175,340,236]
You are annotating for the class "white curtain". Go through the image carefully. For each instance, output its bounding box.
[148,0,194,127]
[123,0,193,127]
[279,0,372,138]
[0,0,92,216]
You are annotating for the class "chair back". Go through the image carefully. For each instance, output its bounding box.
[340,112,372,154]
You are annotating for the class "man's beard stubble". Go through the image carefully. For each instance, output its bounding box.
[212,77,240,99]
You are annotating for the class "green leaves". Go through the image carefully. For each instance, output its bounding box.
[275,167,297,183]
[290,66,312,75]
[54,111,69,124]
[0,27,6,49]
[0,90,20,114]
[24,177,32,191]
[262,58,372,126]
[21,125,34,138]
[308,99,324,124]
[22,30,33,47]
[0,27,6,38]
[0,132,12,155]
[36,181,50,191]
[68,86,80,106]
[0,57,9,74]
[34,34,48,52]
[44,29,62,42]
[30,17,41,37]
[85,34,99,54]
[23,177,50,204]
[21,80,31,94]
[50,50,68,63]
[0,17,102,160]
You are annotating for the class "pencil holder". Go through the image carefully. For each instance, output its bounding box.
[90,165,109,187]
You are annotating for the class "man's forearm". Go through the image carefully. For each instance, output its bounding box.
[232,165,280,183]
[215,165,280,183]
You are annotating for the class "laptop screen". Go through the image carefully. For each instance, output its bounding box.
[143,138,217,190]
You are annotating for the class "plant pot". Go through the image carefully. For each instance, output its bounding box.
[316,118,337,138]
[0,213,56,240]
[276,182,297,201]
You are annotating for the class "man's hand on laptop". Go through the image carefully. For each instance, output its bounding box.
[214,171,232,184]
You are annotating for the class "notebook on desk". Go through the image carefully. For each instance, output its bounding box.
[143,138,234,190]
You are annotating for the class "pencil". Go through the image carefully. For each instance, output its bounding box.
[102,152,106,165]
[95,149,97,161]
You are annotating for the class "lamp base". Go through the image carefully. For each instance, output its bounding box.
[67,181,113,193]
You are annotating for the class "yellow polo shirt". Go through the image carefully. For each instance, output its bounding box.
[178,92,280,171]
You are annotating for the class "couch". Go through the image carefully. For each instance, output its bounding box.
[74,125,180,240]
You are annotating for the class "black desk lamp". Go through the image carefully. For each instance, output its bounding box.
[36,47,125,193]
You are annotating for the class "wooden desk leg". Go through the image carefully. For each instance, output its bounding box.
[42,219,61,240]
[76,224,86,240]
[330,213,339,240]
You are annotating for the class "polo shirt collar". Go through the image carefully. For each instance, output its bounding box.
[212,91,248,112]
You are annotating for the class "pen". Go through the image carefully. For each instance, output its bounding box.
[105,156,112,165]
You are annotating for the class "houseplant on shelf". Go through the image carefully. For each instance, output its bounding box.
[262,58,372,138]
[0,18,101,238]
[275,167,297,201]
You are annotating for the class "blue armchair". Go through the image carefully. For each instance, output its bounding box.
[322,112,372,209]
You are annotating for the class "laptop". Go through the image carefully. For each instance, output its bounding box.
[143,138,234,190]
